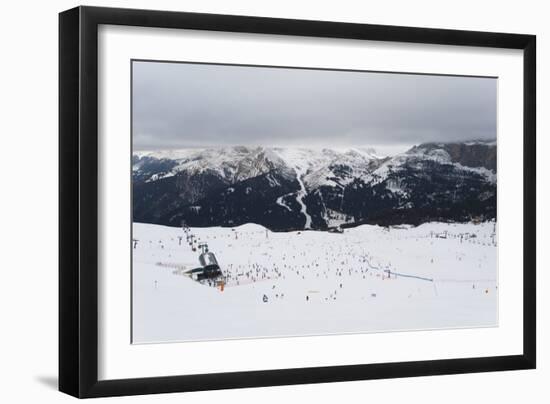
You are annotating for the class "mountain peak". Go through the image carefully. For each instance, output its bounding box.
[133,141,497,230]
[406,140,496,172]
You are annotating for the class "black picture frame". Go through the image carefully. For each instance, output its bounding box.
[59,5,536,398]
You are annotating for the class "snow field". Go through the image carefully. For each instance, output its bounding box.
[132,221,497,343]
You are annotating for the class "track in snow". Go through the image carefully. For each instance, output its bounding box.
[293,165,312,229]
[275,193,293,212]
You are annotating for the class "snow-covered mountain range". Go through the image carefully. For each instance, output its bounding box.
[132,141,497,230]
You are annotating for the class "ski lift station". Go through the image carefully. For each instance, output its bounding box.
[198,251,222,277]
[184,243,223,281]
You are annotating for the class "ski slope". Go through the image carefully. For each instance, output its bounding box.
[132,221,498,343]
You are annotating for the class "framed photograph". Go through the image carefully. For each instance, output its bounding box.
[59,6,536,398]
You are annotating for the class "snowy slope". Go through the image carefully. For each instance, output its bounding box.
[372,146,496,187]
[133,146,383,187]
[132,221,498,343]
[134,146,294,184]
[133,143,495,187]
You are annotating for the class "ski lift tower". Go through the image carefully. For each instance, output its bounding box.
[198,242,209,254]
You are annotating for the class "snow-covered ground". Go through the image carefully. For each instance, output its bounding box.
[132,221,497,343]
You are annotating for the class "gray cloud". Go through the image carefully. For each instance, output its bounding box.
[132,60,496,152]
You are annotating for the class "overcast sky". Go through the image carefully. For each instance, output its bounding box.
[132,60,496,153]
